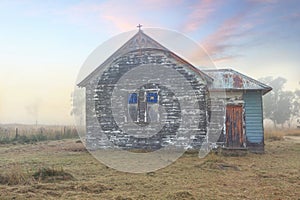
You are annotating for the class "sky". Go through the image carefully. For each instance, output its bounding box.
[0,0,299,125]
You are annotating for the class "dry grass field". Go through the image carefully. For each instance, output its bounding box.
[0,129,299,200]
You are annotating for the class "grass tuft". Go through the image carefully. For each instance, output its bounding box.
[166,191,195,200]
[0,164,34,185]
[32,166,74,182]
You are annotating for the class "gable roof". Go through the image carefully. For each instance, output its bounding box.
[77,30,272,95]
[77,30,212,86]
[202,68,272,95]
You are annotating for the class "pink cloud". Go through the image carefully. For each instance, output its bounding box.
[195,12,253,63]
[183,0,223,32]
[102,0,184,31]
[247,0,278,3]
[102,15,137,32]
[195,1,274,63]
[59,0,184,33]
[283,12,300,20]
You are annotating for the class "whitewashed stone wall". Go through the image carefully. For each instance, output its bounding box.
[85,49,209,150]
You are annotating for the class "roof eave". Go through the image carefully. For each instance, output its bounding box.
[208,88,273,94]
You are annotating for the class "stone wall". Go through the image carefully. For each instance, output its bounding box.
[85,48,208,150]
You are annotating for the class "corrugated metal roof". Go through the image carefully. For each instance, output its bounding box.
[202,68,272,94]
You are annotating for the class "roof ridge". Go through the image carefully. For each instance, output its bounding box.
[229,68,272,89]
[202,68,233,71]
[78,30,169,86]
[78,30,213,86]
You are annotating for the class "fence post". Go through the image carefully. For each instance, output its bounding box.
[15,128,19,139]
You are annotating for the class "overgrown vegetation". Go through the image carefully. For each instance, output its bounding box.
[265,128,300,141]
[32,166,74,182]
[0,136,299,199]
[0,164,74,185]
[0,125,79,144]
[0,164,33,185]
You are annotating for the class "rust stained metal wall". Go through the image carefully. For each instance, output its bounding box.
[203,69,272,93]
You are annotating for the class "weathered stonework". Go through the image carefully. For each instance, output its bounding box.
[78,31,272,153]
[85,48,208,150]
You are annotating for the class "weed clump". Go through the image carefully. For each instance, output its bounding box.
[32,167,74,182]
[267,135,284,141]
[166,191,195,200]
[115,196,133,200]
[0,165,75,185]
[0,164,34,185]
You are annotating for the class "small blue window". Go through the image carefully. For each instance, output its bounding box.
[128,93,138,104]
[147,92,158,103]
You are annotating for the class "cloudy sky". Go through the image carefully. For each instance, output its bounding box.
[0,0,299,124]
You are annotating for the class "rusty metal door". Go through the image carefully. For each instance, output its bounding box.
[226,105,244,147]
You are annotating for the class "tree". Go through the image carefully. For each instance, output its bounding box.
[259,76,296,128]
[70,88,85,126]
[259,76,276,122]
[274,91,293,128]
[288,89,300,128]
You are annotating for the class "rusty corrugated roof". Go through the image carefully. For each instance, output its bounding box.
[202,68,272,94]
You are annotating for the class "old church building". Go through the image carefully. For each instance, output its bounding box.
[78,29,272,153]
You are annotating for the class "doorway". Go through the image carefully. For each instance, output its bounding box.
[225,105,244,147]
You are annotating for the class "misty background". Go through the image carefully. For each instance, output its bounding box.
[0,0,299,125]
[259,77,300,129]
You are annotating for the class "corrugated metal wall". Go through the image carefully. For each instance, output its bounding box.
[243,91,264,143]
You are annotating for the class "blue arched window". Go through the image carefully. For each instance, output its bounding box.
[128,93,138,104]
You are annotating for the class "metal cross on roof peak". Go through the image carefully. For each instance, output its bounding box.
[137,24,142,31]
